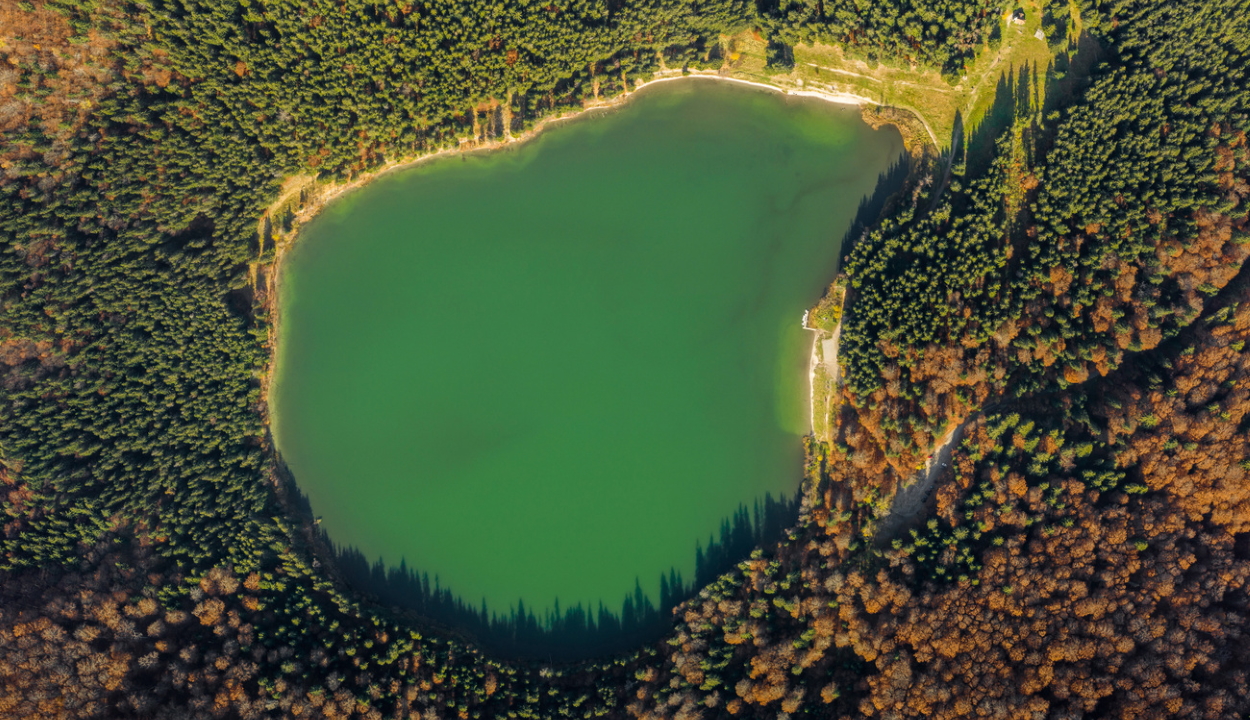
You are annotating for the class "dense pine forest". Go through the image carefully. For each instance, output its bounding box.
[2,0,1248,717]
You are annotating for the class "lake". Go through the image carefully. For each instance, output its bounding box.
[271,78,902,652]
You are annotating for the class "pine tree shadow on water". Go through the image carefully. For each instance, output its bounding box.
[273,453,799,662]
[265,119,935,662]
[837,151,913,267]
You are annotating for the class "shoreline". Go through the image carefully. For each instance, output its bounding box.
[280,72,883,231]
[802,281,847,442]
[253,72,875,638]
[257,71,908,475]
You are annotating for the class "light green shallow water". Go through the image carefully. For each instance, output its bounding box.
[272,79,902,618]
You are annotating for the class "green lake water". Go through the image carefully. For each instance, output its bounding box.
[272,79,902,625]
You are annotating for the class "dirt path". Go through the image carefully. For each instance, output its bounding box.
[873,414,973,544]
[802,62,956,94]
[801,62,883,84]
[873,395,1041,542]
[824,325,841,387]
[804,321,841,439]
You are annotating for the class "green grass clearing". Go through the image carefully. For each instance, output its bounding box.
[715,0,1078,150]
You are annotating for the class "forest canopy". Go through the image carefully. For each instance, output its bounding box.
[2,0,1249,718]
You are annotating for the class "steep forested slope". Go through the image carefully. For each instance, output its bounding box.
[837,0,1249,497]
[2,0,1249,718]
[618,1,1250,716]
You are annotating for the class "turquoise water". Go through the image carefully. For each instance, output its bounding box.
[272,79,902,621]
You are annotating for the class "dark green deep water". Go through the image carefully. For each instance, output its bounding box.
[272,79,902,625]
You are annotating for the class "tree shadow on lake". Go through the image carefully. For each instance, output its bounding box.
[837,151,913,267]
[277,460,799,662]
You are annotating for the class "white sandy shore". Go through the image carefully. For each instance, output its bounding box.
[643,72,874,106]
[281,72,883,227]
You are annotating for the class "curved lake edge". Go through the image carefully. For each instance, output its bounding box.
[262,72,928,241]
[257,73,930,442]
[256,77,915,661]
[271,453,803,661]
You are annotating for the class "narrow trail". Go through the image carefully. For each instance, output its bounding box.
[927,118,964,214]
[801,63,883,84]
[802,62,955,93]
[873,413,975,545]
[824,325,841,388]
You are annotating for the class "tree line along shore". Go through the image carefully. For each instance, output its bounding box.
[2,0,1249,719]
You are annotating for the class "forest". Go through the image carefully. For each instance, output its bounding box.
[2,0,1249,717]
